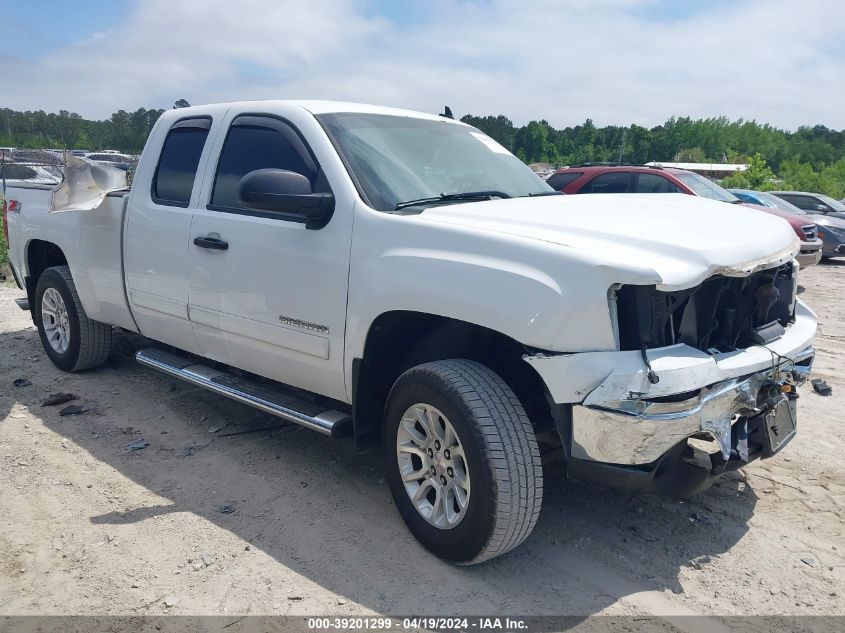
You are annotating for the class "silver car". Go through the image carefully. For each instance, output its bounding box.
[756,191,845,258]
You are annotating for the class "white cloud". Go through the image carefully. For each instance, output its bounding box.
[4,0,845,129]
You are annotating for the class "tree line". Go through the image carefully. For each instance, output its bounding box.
[0,99,191,154]
[461,114,845,198]
[0,101,843,198]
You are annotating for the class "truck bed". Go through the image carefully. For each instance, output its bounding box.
[5,182,137,332]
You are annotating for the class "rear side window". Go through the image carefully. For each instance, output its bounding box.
[152,118,211,207]
[578,172,633,194]
[210,117,316,210]
[546,171,582,190]
[635,173,680,193]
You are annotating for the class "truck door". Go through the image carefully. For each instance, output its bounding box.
[124,117,214,353]
[187,113,352,402]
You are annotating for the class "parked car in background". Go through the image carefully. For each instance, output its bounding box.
[730,189,845,259]
[728,189,783,208]
[547,164,822,267]
[0,160,63,185]
[10,149,63,166]
[85,151,134,171]
[769,191,845,221]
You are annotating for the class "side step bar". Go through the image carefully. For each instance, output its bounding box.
[135,349,352,438]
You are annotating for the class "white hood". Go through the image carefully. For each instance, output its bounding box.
[417,193,799,290]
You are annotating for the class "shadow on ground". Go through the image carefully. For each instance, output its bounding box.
[0,324,759,617]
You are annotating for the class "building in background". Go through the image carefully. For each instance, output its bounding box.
[645,161,747,179]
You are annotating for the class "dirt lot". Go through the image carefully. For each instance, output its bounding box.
[0,262,843,625]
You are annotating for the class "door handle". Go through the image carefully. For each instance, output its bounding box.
[193,235,229,251]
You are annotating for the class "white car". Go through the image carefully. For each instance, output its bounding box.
[3,101,816,563]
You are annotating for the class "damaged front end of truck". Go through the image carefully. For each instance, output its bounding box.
[526,259,816,497]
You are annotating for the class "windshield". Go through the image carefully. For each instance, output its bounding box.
[817,194,845,211]
[674,172,739,202]
[758,192,806,214]
[317,113,552,211]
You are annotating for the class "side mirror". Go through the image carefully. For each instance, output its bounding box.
[238,168,334,229]
[814,203,829,212]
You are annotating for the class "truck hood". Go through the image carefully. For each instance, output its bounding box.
[417,193,799,290]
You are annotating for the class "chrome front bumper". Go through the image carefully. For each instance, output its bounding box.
[570,346,814,465]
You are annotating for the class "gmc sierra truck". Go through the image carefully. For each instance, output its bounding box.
[3,101,816,564]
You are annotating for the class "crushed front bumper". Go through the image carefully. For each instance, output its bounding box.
[527,299,817,496]
[570,346,813,466]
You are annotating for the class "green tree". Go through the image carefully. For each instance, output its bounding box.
[626,125,652,164]
[778,159,828,194]
[819,158,845,199]
[673,147,708,162]
[722,153,776,190]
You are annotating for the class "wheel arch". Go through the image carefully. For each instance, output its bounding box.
[25,239,69,316]
[351,310,553,452]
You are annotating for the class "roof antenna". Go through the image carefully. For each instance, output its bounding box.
[439,106,454,119]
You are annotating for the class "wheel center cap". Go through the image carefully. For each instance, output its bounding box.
[433,451,446,474]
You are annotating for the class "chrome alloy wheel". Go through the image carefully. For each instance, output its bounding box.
[396,403,471,529]
[41,287,71,355]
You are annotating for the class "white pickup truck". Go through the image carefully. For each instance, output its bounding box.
[3,101,816,564]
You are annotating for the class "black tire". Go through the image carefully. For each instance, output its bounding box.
[383,359,543,564]
[35,266,112,372]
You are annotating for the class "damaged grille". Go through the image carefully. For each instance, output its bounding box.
[615,263,796,354]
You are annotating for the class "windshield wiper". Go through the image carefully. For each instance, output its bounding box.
[394,190,511,211]
[527,190,564,197]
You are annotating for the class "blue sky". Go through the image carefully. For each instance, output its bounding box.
[1,0,844,129]
[0,1,130,55]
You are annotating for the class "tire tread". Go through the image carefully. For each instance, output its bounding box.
[50,266,112,371]
[400,359,543,564]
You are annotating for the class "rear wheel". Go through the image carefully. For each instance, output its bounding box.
[35,266,112,372]
[383,359,543,564]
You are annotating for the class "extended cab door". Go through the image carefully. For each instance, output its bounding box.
[124,116,216,353]
[187,110,352,402]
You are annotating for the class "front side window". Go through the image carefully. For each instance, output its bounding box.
[578,172,633,194]
[210,118,314,209]
[317,113,551,211]
[817,194,845,211]
[152,119,211,206]
[779,194,822,211]
[635,173,681,193]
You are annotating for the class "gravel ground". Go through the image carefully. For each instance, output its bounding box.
[0,262,843,628]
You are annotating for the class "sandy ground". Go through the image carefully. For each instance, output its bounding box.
[0,262,843,627]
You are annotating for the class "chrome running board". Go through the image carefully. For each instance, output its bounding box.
[135,348,352,438]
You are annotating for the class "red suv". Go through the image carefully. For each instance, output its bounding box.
[547,164,822,268]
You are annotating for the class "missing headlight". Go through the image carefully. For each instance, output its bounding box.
[615,263,796,354]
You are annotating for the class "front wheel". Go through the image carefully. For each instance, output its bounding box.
[383,359,543,564]
[35,266,112,372]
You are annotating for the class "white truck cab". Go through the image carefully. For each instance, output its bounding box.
[3,101,815,563]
